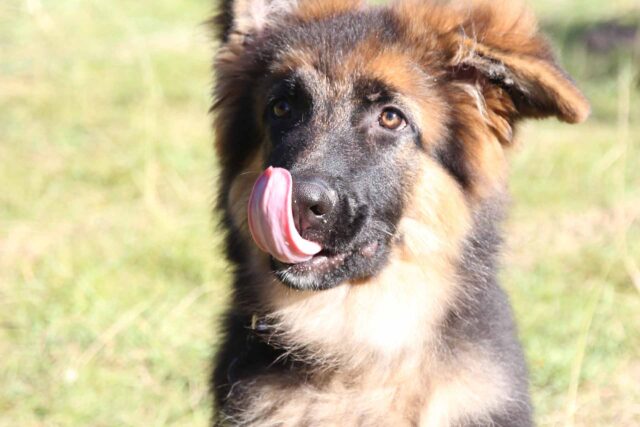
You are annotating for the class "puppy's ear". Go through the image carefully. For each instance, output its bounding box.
[213,0,298,44]
[214,0,362,46]
[445,0,590,124]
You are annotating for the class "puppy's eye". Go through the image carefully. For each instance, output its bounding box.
[272,100,292,118]
[379,108,406,130]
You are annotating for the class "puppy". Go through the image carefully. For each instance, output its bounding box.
[209,0,589,425]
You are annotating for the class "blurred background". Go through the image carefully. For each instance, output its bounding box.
[1,0,638,425]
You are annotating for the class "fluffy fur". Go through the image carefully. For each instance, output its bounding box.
[209,0,589,425]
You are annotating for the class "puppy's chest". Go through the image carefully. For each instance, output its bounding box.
[225,374,422,427]
[223,360,504,427]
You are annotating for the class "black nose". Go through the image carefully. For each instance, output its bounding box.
[292,177,338,235]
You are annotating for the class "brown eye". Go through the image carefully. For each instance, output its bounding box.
[379,108,406,130]
[272,100,291,118]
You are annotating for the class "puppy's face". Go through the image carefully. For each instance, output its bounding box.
[214,1,590,291]
[262,29,453,288]
[263,70,423,288]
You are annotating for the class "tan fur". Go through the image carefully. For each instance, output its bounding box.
[221,353,512,427]
[357,47,449,147]
[448,84,511,199]
[269,48,317,74]
[420,351,514,426]
[295,0,362,22]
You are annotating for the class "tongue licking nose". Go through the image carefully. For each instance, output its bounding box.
[247,167,322,264]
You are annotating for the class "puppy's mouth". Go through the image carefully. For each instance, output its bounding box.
[271,241,381,290]
[247,166,389,290]
[278,249,347,273]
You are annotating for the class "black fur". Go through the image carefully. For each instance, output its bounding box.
[443,196,533,425]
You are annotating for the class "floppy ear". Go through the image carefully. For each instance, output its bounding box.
[446,0,590,124]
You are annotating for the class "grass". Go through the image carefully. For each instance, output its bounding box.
[1,0,638,425]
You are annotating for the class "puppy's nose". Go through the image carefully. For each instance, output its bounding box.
[292,178,337,235]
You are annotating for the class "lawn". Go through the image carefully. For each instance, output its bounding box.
[1,0,638,426]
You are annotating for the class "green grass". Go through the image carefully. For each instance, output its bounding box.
[1,0,639,426]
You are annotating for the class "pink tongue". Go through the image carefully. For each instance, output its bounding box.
[248,167,322,264]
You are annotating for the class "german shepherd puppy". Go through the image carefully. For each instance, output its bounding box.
[210,0,589,425]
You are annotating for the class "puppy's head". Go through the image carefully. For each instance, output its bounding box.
[212,0,589,291]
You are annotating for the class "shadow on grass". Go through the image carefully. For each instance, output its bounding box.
[542,13,640,80]
[539,13,640,123]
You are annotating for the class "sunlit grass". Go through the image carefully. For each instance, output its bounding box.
[1,0,638,426]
